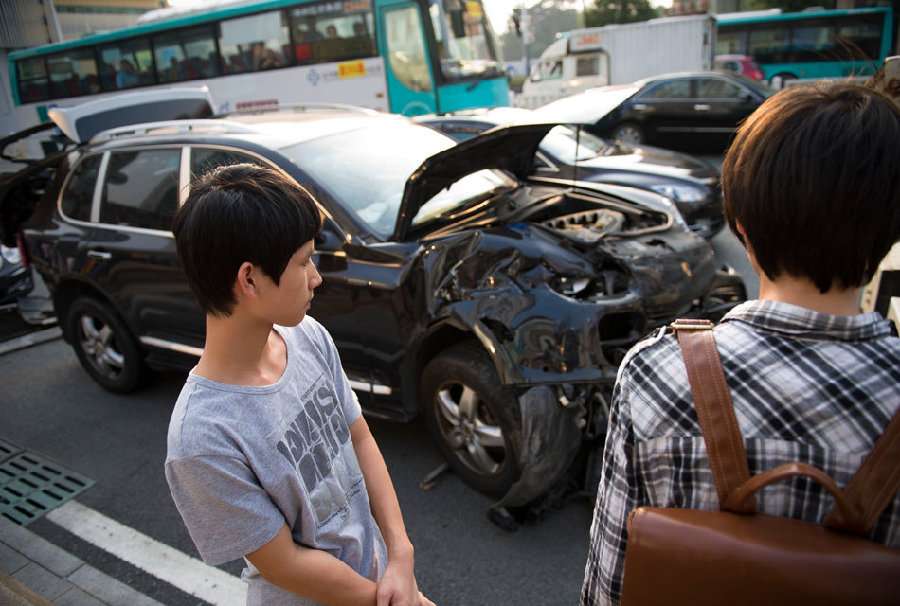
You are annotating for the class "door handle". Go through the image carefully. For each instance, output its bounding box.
[633,103,649,111]
[693,104,711,111]
[87,250,112,260]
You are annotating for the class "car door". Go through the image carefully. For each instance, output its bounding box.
[308,215,413,419]
[692,76,758,150]
[84,146,198,350]
[627,78,696,148]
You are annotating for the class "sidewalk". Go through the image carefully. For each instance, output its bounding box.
[0,516,164,606]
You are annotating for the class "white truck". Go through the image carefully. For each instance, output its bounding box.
[515,14,715,108]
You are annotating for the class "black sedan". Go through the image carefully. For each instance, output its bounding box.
[536,71,775,152]
[416,107,724,239]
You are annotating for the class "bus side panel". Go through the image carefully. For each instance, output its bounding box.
[203,58,390,114]
[437,78,510,114]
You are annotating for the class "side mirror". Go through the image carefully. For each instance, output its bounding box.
[315,219,345,252]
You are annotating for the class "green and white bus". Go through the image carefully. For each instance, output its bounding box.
[5,0,508,135]
[716,7,894,88]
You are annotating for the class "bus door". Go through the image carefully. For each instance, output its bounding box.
[377,3,437,115]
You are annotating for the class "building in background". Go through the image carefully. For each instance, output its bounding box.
[55,0,169,40]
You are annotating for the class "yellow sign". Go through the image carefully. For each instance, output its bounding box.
[465,1,483,18]
[338,61,366,79]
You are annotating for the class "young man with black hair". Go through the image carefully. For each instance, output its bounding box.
[581,82,900,606]
[165,164,432,606]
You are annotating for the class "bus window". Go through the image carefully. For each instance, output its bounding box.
[748,26,787,64]
[385,6,433,93]
[716,30,745,55]
[836,16,883,59]
[100,38,153,90]
[220,10,291,74]
[48,48,99,98]
[153,25,219,83]
[16,57,49,103]
[288,1,377,64]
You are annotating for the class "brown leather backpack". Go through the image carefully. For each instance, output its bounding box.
[620,319,900,605]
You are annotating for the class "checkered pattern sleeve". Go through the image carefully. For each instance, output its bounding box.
[581,352,642,606]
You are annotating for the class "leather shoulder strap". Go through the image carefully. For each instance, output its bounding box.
[673,319,754,513]
[824,405,900,535]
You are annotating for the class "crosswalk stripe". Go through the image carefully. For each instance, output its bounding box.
[45,499,247,605]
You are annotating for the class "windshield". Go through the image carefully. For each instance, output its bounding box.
[282,121,513,239]
[428,0,505,81]
[540,125,611,163]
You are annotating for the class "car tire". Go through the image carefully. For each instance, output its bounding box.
[420,344,521,496]
[611,122,644,145]
[67,296,151,393]
[769,73,796,90]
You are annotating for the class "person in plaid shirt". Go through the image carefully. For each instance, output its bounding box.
[581,82,900,606]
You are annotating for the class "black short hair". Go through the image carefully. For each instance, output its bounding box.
[172,164,322,316]
[722,81,900,293]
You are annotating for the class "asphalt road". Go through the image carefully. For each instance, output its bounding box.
[0,223,756,605]
[1,334,593,605]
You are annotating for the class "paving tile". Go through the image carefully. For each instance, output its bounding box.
[68,564,164,606]
[54,585,107,606]
[0,543,28,575]
[11,530,81,578]
[12,562,72,601]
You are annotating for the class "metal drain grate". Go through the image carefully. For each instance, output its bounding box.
[0,437,23,463]
[0,450,95,525]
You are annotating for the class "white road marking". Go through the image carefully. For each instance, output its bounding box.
[45,500,247,605]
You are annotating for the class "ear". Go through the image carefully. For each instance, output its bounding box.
[735,221,747,238]
[234,261,259,298]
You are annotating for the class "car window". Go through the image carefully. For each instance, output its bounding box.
[576,55,600,77]
[190,147,265,177]
[60,154,102,222]
[695,78,744,99]
[642,80,691,99]
[99,149,181,231]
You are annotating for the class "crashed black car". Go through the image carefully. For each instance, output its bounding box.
[0,96,745,515]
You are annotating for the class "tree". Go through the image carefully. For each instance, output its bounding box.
[584,0,658,27]
[500,6,580,62]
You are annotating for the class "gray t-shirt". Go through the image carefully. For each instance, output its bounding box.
[165,316,387,605]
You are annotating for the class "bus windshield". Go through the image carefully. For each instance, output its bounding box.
[427,0,505,81]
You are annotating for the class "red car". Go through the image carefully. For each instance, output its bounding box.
[715,54,765,81]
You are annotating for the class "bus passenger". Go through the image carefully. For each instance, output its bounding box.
[116,59,138,89]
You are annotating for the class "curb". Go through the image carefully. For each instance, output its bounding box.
[0,516,165,606]
[0,327,62,356]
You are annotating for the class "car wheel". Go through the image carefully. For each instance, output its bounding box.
[611,122,644,145]
[769,73,796,90]
[67,296,151,393]
[420,344,521,495]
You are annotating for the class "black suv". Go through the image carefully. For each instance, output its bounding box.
[0,92,744,508]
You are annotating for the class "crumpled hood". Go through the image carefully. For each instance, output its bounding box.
[394,123,555,240]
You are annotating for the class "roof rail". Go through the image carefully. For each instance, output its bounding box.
[225,102,381,117]
[91,119,257,143]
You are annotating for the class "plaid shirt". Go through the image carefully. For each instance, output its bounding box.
[581,299,900,606]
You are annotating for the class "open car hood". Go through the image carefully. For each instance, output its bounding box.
[394,123,555,240]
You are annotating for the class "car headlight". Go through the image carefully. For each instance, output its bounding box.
[649,185,708,204]
[1,245,22,266]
